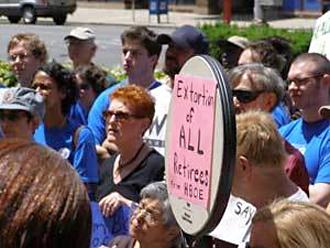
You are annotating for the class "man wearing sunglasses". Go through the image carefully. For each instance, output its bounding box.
[280,53,330,208]
[0,87,44,140]
[229,63,309,194]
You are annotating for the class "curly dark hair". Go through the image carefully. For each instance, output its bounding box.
[38,61,78,116]
[75,64,108,96]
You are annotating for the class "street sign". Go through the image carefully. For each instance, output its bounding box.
[165,55,236,236]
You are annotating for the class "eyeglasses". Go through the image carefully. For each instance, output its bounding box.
[132,204,162,225]
[232,89,265,103]
[8,53,31,63]
[0,111,31,122]
[103,110,139,121]
[287,73,324,87]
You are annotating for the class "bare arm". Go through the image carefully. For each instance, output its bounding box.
[309,183,330,208]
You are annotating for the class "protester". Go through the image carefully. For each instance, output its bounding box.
[0,139,91,248]
[209,111,308,247]
[280,53,330,207]
[32,61,99,198]
[0,87,44,139]
[64,27,97,69]
[97,85,164,216]
[261,36,293,79]
[157,24,209,88]
[237,41,292,126]
[7,33,48,87]
[229,63,309,193]
[146,25,209,155]
[250,199,330,248]
[217,35,250,70]
[108,182,184,248]
[238,40,286,76]
[69,64,108,125]
[88,26,162,158]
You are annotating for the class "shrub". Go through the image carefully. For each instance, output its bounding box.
[200,23,313,61]
[0,61,167,87]
[0,61,17,87]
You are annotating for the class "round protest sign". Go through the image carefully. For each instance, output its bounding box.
[165,55,236,236]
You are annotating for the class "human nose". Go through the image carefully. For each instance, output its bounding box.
[233,96,242,113]
[288,80,299,91]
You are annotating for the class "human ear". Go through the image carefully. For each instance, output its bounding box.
[30,117,41,133]
[263,92,277,112]
[238,155,253,179]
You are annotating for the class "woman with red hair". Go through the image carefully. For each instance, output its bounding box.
[97,84,164,218]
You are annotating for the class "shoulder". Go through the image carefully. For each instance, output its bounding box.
[279,118,301,136]
[93,82,126,107]
[146,149,164,163]
[150,83,172,96]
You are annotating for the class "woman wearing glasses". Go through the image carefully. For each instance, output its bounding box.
[108,182,184,248]
[69,64,109,126]
[97,84,164,218]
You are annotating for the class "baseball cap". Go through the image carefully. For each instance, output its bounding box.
[64,27,96,41]
[0,87,45,120]
[218,36,250,49]
[319,105,330,119]
[157,25,209,54]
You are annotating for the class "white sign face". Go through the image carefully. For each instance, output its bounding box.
[309,11,330,59]
[165,55,236,236]
[209,195,256,245]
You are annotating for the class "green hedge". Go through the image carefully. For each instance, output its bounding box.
[200,23,313,61]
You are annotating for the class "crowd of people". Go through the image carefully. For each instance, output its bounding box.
[0,23,329,248]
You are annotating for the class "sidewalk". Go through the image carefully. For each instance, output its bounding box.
[66,1,318,29]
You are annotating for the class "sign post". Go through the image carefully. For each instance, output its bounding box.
[165,55,236,236]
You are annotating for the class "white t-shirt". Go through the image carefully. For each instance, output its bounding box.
[144,84,172,156]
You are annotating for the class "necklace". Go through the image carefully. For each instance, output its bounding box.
[119,143,145,168]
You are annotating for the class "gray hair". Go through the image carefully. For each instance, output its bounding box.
[140,182,185,248]
[229,63,286,107]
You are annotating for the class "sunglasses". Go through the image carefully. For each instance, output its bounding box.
[232,89,265,103]
[0,111,31,122]
[103,110,139,121]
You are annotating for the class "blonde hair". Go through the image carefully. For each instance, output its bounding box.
[252,199,330,248]
[236,110,286,168]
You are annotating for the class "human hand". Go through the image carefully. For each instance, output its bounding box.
[99,192,126,217]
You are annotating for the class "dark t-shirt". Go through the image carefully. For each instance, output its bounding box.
[96,149,164,202]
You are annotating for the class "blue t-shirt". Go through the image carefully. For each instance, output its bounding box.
[34,119,99,183]
[271,102,291,128]
[279,118,330,184]
[69,100,88,126]
[88,80,162,145]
